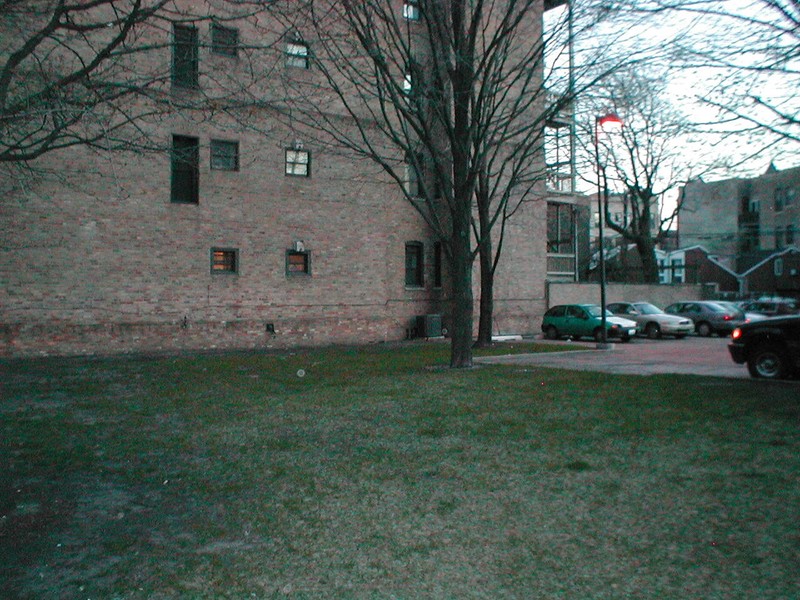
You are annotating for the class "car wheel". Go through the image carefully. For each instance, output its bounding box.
[544,325,559,340]
[620,334,632,343]
[593,327,605,343]
[645,323,661,339]
[696,321,712,337]
[747,345,788,379]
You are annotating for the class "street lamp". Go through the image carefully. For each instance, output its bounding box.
[594,113,623,347]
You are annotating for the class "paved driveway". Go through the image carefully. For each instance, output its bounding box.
[476,336,752,379]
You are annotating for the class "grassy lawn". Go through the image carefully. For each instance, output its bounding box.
[1,342,799,599]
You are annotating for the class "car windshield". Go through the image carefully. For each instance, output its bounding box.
[586,306,614,318]
[634,303,662,315]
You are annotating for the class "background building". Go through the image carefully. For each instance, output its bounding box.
[679,164,800,272]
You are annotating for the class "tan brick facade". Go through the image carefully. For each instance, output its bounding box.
[0,2,549,357]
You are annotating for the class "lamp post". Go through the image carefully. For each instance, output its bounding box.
[594,113,623,347]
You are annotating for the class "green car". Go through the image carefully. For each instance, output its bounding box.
[541,304,639,342]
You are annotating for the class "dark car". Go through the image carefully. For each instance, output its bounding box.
[728,315,800,379]
[664,301,747,337]
[739,298,799,318]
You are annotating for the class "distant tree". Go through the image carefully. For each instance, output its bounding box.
[580,70,713,282]
[604,0,799,164]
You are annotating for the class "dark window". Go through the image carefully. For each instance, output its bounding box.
[403,1,420,20]
[547,202,575,254]
[775,187,786,212]
[210,140,239,171]
[433,241,442,288]
[285,148,310,177]
[405,160,419,196]
[405,242,424,287]
[211,23,238,57]
[171,135,199,204]
[211,248,238,273]
[286,41,309,68]
[172,25,199,88]
[286,250,311,275]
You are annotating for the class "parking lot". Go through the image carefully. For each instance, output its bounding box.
[477,335,794,380]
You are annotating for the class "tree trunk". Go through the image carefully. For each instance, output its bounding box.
[637,236,660,283]
[449,212,474,368]
[475,249,494,348]
[475,209,494,348]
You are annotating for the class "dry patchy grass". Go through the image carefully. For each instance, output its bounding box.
[1,343,799,599]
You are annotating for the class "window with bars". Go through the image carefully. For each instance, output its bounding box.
[211,248,238,273]
[210,140,239,171]
[171,135,199,204]
[546,202,575,254]
[286,41,309,68]
[286,250,311,275]
[405,242,424,287]
[211,23,239,57]
[172,24,199,88]
[285,148,310,177]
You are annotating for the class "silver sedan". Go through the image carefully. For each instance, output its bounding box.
[607,301,695,339]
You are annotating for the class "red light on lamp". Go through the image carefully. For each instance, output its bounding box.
[597,113,623,131]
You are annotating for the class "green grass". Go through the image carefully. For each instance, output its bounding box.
[1,343,799,599]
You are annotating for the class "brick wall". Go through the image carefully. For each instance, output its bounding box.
[0,2,550,357]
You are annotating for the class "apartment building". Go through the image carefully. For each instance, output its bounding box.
[678,164,800,271]
[1,1,551,357]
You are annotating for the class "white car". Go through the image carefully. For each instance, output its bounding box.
[607,301,694,339]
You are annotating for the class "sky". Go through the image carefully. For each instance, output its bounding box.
[545,0,799,199]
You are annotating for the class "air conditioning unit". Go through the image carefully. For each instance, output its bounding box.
[416,314,443,338]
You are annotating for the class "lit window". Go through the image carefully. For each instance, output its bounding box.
[210,140,239,171]
[286,148,310,177]
[171,135,199,204]
[286,250,311,276]
[403,1,420,20]
[211,23,239,57]
[286,41,309,68]
[211,248,238,273]
[405,242,424,287]
[403,72,413,95]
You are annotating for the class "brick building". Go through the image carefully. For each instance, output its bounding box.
[678,163,800,271]
[1,1,551,357]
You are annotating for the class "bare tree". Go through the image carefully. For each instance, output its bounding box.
[602,0,800,166]
[0,0,176,169]
[580,71,713,282]
[0,0,276,184]
[255,0,557,367]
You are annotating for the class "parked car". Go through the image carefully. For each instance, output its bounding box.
[728,315,800,379]
[607,301,694,339]
[739,298,799,318]
[542,304,639,342]
[714,300,767,324]
[663,301,747,337]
